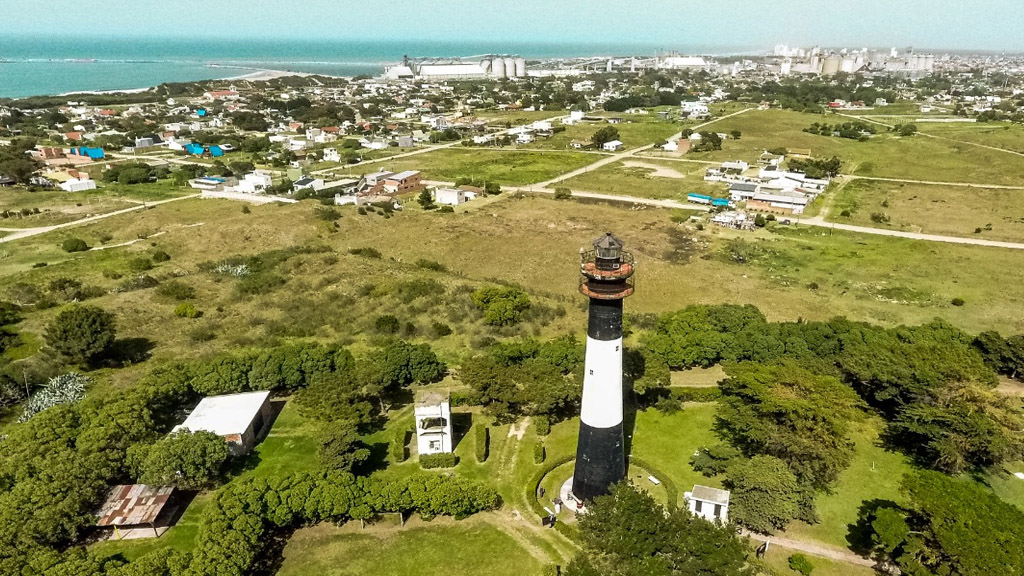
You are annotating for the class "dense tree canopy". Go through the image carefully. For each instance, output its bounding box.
[128,430,230,489]
[568,483,758,576]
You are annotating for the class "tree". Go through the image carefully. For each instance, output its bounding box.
[44,305,116,366]
[865,471,1024,576]
[316,422,371,473]
[591,126,620,146]
[716,361,860,488]
[568,483,757,576]
[61,237,89,253]
[730,130,742,140]
[472,286,532,326]
[725,455,805,534]
[417,189,435,210]
[0,139,42,184]
[128,430,229,489]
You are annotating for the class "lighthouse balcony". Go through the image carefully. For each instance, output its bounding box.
[579,276,635,300]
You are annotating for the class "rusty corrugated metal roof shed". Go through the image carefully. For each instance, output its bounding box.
[95,484,174,527]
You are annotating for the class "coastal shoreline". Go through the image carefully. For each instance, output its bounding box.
[53,68,325,97]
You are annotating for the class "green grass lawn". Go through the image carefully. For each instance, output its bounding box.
[341,148,599,186]
[629,404,721,508]
[828,178,1024,242]
[687,108,1024,186]
[782,417,911,549]
[918,121,1024,154]
[522,115,681,151]
[760,550,876,576]
[277,516,546,576]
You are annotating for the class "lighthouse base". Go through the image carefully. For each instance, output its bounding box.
[572,421,625,502]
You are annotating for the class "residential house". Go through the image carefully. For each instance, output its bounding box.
[434,187,467,206]
[602,140,624,152]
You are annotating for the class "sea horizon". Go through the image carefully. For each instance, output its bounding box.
[0,36,763,99]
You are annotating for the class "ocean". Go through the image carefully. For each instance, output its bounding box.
[0,36,741,99]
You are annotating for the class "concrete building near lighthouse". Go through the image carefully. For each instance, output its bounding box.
[571,232,635,502]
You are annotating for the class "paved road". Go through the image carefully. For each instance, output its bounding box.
[0,194,198,243]
[535,108,754,188]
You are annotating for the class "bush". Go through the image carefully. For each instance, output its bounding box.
[839,209,852,217]
[438,205,454,213]
[44,305,116,365]
[533,440,546,464]
[349,247,382,259]
[415,258,447,272]
[475,425,489,462]
[420,452,458,469]
[534,414,551,436]
[118,274,159,292]
[450,390,474,407]
[61,237,89,253]
[315,206,341,221]
[390,428,408,462]
[127,430,229,490]
[127,257,154,273]
[430,321,453,338]
[654,395,682,414]
[789,554,814,576]
[375,314,400,334]
[174,302,201,318]
[553,187,572,200]
[156,280,195,301]
[951,297,965,307]
[151,250,171,263]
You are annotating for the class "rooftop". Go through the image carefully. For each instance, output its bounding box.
[96,484,174,527]
[690,485,730,505]
[416,391,448,407]
[173,390,271,437]
[389,170,421,180]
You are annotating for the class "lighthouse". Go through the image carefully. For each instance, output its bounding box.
[572,232,635,502]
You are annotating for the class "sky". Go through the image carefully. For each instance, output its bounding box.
[4,0,1024,52]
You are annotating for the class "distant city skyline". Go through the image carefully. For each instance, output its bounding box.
[5,0,1024,52]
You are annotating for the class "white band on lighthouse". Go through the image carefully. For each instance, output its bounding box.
[579,336,624,429]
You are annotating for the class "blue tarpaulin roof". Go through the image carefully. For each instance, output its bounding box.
[687,193,712,201]
[712,198,730,206]
[75,146,105,159]
[185,143,205,155]
[197,108,208,117]
[209,146,223,157]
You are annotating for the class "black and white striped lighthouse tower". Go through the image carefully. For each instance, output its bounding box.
[572,232,635,502]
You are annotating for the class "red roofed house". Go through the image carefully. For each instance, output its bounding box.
[204,90,239,101]
[65,131,84,142]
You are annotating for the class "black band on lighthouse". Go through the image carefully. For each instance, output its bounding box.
[587,298,623,341]
[573,421,625,502]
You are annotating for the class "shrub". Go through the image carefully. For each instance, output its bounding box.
[553,187,572,200]
[475,425,489,462]
[357,207,367,215]
[654,395,682,414]
[156,280,195,301]
[174,302,201,318]
[533,440,546,464]
[44,305,116,365]
[61,237,89,252]
[241,205,251,214]
[839,209,852,217]
[870,212,890,224]
[349,247,382,259]
[375,314,400,334]
[430,321,453,338]
[789,554,814,576]
[438,205,454,213]
[534,415,551,436]
[415,258,447,272]
[127,257,154,273]
[117,274,159,292]
[390,428,408,462]
[151,250,171,263]
[951,297,965,307]
[315,206,341,221]
[450,390,474,407]
[18,373,90,422]
[420,452,458,469]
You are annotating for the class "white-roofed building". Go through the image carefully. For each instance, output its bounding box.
[415,392,453,455]
[685,485,730,523]
[172,391,272,455]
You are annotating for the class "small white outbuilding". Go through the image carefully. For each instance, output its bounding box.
[414,392,452,456]
[685,485,730,523]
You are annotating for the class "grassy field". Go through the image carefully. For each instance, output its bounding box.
[333,148,599,186]
[0,182,193,228]
[558,158,726,200]
[523,115,682,151]
[760,551,877,576]
[827,178,1024,241]
[277,515,546,576]
[685,108,1024,186]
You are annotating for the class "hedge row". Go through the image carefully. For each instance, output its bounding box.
[390,427,408,462]
[420,452,458,469]
[669,386,722,403]
[475,425,489,463]
[525,453,578,539]
[534,440,546,464]
[185,471,499,576]
[534,415,551,436]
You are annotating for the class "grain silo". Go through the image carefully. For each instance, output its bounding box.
[480,58,492,74]
[514,57,526,77]
[491,57,506,78]
[821,55,842,76]
[503,57,516,78]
